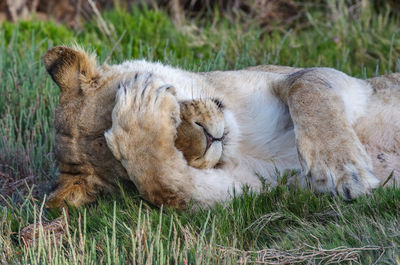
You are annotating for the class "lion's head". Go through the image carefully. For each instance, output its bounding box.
[43,46,226,207]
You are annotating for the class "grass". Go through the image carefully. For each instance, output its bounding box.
[1,2,400,264]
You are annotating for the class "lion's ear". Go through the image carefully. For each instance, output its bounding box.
[42,46,97,94]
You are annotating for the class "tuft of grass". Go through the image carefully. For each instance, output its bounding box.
[0,2,399,264]
[2,184,399,264]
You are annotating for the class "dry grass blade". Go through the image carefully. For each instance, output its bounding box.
[244,212,283,232]
[87,0,114,40]
[217,244,383,264]
[382,171,394,187]
[104,30,127,64]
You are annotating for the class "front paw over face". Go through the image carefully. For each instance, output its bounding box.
[105,73,181,161]
[297,133,380,200]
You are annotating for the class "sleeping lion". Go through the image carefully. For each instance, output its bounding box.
[43,46,400,209]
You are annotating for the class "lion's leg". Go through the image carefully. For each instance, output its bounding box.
[274,68,380,199]
[105,74,261,209]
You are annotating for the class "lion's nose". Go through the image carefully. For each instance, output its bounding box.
[195,122,224,153]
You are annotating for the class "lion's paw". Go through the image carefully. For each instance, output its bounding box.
[334,165,380,200]
[299,139,380,200]
[113,73,180,129]
[105,73,180,162]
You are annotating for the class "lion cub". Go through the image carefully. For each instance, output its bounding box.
[43,46,224,208]
[44,46,400,209]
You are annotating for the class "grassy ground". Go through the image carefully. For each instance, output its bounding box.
[1,2,400,264]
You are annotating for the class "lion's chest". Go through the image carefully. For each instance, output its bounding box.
[215,87,299,182]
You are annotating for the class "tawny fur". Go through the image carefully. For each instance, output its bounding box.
[43,46,223,208]
[43,46,400,209]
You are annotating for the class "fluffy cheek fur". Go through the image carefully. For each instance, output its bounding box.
[46,174,113,208]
